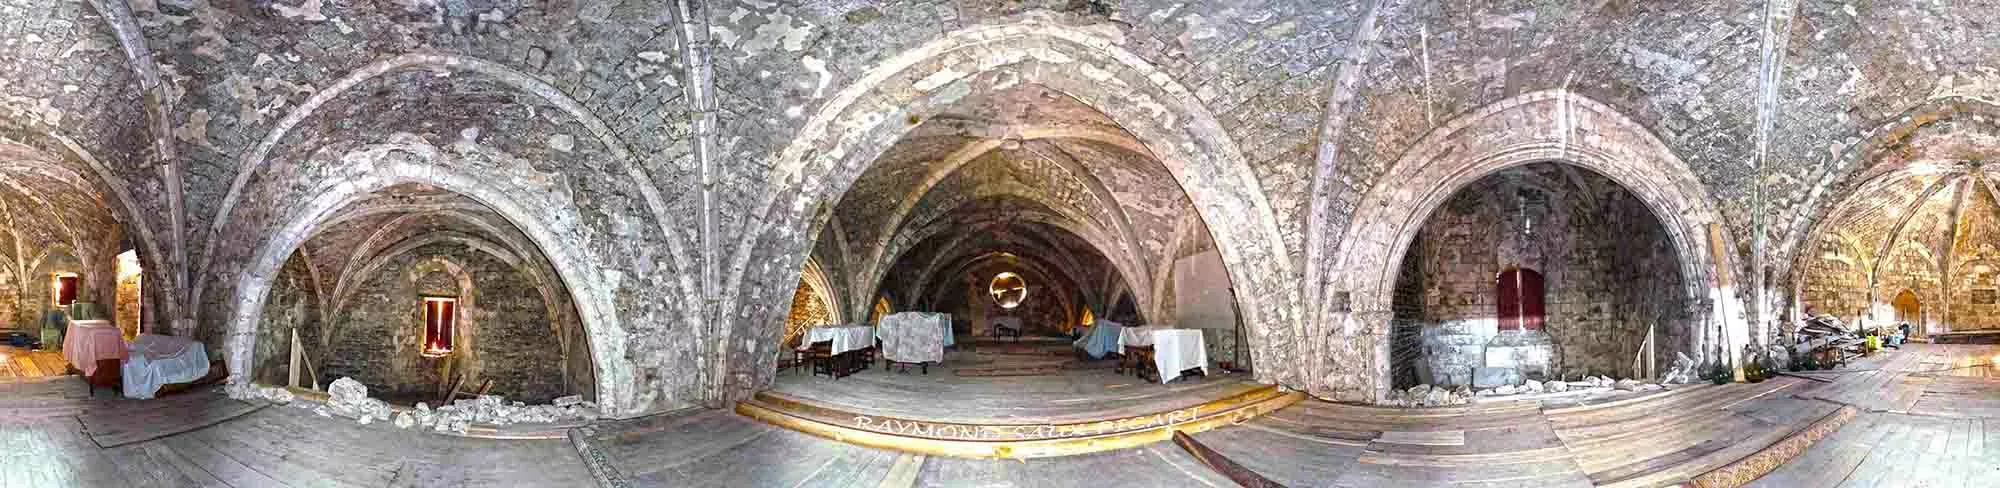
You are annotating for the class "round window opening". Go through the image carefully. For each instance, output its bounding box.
[990,272,1027,309]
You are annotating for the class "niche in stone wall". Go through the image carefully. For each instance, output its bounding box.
[1390,163,1690,388]
[324,248,570,404]
[243,183,595,404]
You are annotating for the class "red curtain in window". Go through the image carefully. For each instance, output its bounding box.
[424,299,455,354]
[1496,268,1545,331]
[56,275,79,306]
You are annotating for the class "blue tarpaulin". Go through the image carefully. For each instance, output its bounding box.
[1074,320,1123,359]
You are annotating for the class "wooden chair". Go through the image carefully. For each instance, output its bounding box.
[776,347,803,374]
[803,340,837,378]
[1118,345,1158,381]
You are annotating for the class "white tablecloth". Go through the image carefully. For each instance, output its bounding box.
[1119,325,1172,348]
[1151,329,1208,384]
[122,334,210,399]
[806,325,876,355]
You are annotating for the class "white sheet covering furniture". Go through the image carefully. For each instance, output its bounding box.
[806,325,876,355]
[122,334,210,399]
[878,312,947,364]
[1150,329,1209,384]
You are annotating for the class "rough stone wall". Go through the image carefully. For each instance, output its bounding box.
[1947,184,2000,331]
[1875,242,1942,331]
[1947,256,2000,331]
[1801,241,1871,325]
[1610,188,1695,363]
[320,242,569,404]
[252,251,318,387]
[1389,232,1426,389]
[19,251,81,325]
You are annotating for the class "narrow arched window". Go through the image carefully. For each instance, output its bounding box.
[421,297,457,357]
[1496,267,1545,331]
[53,273,79,307]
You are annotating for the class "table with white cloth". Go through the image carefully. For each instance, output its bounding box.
[1149,329,1209,384]
[122,334,211,399]
[805,325,876,378]
[806,325,876,355]
[1118,325,1172,348]
[879,312,948,373]
[63,319,126,377]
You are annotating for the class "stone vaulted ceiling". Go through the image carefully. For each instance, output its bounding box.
[0,0,1996,412]
[1809,118,2000,287]
[825,83,1211,320]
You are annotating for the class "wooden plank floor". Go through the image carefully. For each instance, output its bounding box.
[77,389,264,447]
[1,379,595,488]
[1196,398,1596,487]
[1754,344,2000,487]
[9,344,1992,488]
[1,345,70,381]
[573,407,1235,487]
[768,358,1256,424]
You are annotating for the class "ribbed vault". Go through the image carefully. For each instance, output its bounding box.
[1798,117,2000,333]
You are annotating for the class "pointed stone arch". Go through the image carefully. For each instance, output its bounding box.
[733,18,1300,397]
[223,136,636,414]
[1324,90,1737,403]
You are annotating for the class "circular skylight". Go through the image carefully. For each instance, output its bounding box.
[990,272,1027,309]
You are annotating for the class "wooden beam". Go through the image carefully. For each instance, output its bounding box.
[1171,430,1289,488]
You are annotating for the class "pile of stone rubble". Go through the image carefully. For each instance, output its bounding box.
[1380,384,1474,407]
[1386,375,1674,407]
[1476,375,1666,396]
[229,377,601,434]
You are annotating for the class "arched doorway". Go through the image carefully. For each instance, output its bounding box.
[0,134,161,348]
[1892,289,1921,326]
